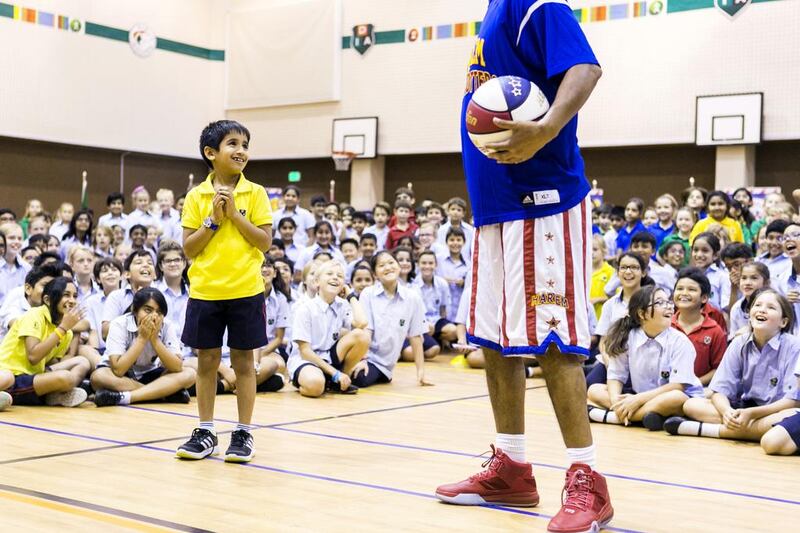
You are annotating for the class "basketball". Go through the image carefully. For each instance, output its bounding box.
[465,75,550,153]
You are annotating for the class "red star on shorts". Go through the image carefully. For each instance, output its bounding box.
[546,256,555,264]
[545,232,554,241]
[546,317,561,329]
[546,279,556,288]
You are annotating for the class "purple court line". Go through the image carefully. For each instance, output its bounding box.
[123,405,800,508]
[0,419,641,533]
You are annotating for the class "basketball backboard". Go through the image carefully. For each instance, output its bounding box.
[695,93,762,146]
[332,117,378,158]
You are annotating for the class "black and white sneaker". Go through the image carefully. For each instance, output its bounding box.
[224,430,255,463]
[642,412,666,431]
[176,428,219,460]
[94,390,124,407]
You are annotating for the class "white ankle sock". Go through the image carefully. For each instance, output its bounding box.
[678,420,721,438]
[119,391,131,405]
[588,406,622,424]
[236,423,256,433]
[199,421,216,435]
[566,444,596,469]
[496,433,526,463]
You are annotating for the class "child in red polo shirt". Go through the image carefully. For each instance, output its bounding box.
[672,267,727,385]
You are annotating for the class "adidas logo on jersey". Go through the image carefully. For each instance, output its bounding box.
[522,195,534,205]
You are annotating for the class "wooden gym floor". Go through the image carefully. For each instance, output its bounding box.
[0,356,797,532]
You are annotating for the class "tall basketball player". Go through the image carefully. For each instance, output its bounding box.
[435,2,611,532]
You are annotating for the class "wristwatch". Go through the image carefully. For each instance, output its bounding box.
[203,217,219,231]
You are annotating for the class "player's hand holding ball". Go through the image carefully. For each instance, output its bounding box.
[466,75,553,164]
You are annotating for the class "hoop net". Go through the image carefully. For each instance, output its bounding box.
[332,151,356,172]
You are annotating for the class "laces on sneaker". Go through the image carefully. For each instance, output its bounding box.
[230,430,250,447]
[561,469,594,512]
[469,445,502,482]
[188,428,209,444]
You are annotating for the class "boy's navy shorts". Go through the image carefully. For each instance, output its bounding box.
[182,293,267,351]
[776,411,800,449]
[8,374,41,406]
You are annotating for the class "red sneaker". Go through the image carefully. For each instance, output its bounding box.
[435,445,539,507]
[547,464,614,533]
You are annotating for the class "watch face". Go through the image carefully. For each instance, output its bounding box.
[129,23,157,58]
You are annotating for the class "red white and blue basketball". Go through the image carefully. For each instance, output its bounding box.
[465,75,550,154]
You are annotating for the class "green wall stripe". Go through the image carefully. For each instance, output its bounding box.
[342,35,351,48]
[669,0,780,13]
[84,21,223,61]
[85,22,128,42]
[375,29,405,44]
[157,37,224,61]
[0,2,13,18]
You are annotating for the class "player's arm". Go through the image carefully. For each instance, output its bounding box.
[183,193,226,259]
[487,63,602,164]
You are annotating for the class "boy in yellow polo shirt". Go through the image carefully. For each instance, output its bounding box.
[176,121,272,463]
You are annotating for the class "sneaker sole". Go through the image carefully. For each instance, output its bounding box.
[45,389,88,407]
[224,452,254,463]
[548,511,614,533]
[175,446,219,460]
[435,491,540,507]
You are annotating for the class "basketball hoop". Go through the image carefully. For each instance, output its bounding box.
[332,151,356,172]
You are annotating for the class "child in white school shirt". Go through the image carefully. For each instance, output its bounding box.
[288,261,370,397]
[587,286,702,431]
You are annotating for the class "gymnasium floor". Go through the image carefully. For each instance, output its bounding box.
[0,356,797,532]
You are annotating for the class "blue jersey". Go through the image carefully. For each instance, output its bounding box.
[462,0,599,226]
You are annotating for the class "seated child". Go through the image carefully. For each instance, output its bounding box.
[408,251,457,359]
[671,267,727,385]
[101,250,155,339]
[729,262,769,339]
[287,260,370,397]
[0,277,91,407]
[92,288,196,406]
[665,289,800,442]
[355,251,431,387]
[588,286,703,430]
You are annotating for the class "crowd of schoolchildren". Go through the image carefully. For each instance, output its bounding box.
[1,182,799,456]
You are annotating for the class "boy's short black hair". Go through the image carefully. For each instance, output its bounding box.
[372,201,391,216]
[20,246,38,257]
[340,238,359,250]
[352,212,368,223]
[446,227,466,242]
[595,204,613,216]
[33,251,62,268]
[426,202,444,214]
[394,200,412,211]
[0,208,16,220]
[278,216,297,229]
[28,234,48,247]
[199,120,251,169]
[106,192,125,206]
[283,185,301,196]
[360,233,377,244]
[124,249,154,271]
[610,206,625,219]
[447,197,467,210]
[676,266,711,297]
[766,219,791,236]
[25,263,62,288]
[128,224,147,237]
[310,194,327,207]
[630,231,656,248]
[270,239,286,251]
[720,242,754,262]
[93,257,124,280]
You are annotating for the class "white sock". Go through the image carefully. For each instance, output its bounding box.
[566,444,596,469]
[119,391,131,405]
[588,406,622,425]
[236,423,256,433]
[496,433,526,463]
[199,421,216,435]
[677,420,721,438]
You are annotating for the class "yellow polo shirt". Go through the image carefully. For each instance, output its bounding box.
[182,172,273,300]
[0,306,73,376]
[689,216,744,244]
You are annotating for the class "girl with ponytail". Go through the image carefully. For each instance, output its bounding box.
[587,286,702,431]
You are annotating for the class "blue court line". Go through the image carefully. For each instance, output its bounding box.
[123,405,800,509]
[0,419,640,533]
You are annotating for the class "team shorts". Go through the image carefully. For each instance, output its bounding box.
[402,334,439,352]
[96,362,167,385]
[467,196,592,358]
[182,293,267,351]
[432,318,454,341]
